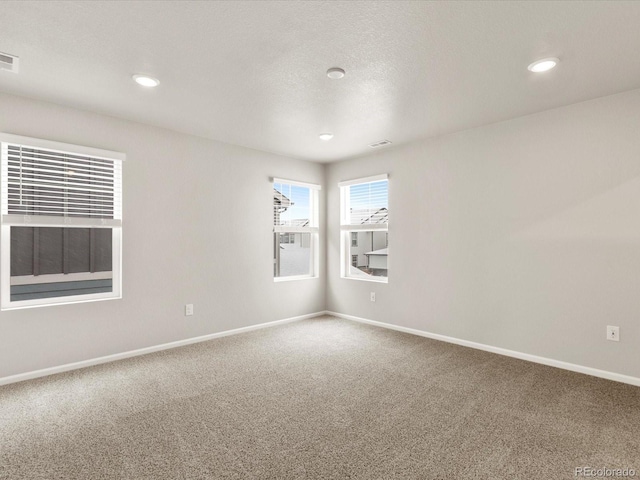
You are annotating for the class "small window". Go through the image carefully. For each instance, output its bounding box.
[273,178,320,280]
[0,134,124,309]
[339,174,388,282]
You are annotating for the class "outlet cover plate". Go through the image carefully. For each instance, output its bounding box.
[606,325,619,342]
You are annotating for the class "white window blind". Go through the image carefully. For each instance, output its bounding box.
[341,176,388,227]
[273,179,319,232]
[2,141,122,226]
[4,145,121,219]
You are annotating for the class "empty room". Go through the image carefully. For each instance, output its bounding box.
[1,1,639,479]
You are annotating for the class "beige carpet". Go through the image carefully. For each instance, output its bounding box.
[1,315,638,479]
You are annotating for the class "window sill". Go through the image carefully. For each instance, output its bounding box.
[274,275,319,283]
[2,293,122,311]
[341,275,388,284]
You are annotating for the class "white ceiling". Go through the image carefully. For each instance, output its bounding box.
[1,1,640,163]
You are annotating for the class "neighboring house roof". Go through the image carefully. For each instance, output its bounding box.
[289,218,309,227]
[278,219,310,228]
[350,207,388,225]
[274,188,292,208]
[274,189,309,228]
[365,248,388,256]
[274,188,293,226]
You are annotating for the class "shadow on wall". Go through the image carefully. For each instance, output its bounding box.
[480,175,640,369]
[511,175,640,242]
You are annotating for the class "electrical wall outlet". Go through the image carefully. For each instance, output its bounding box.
[606,325,619,342]
[185,304,194,316]
[370,292,376,302]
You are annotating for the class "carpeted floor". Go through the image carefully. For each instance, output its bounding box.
[1,315,639,479]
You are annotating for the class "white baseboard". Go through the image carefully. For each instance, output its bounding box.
[5,310,638,388]
[0,311,325,387]
[325,311,640,387]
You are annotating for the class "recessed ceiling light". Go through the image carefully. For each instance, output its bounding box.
[319,133,334,141]
[527,57,559,73]
[327,67,345,79]
[132,74,160,87]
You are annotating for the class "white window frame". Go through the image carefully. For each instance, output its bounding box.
[0,133,124,310]
[339,174,388,283]
[273,178,320,282]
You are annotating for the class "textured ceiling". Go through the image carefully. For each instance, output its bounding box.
[1,1,640,162]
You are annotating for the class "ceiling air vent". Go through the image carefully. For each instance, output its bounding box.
[0,52,19,73]
[368,139,392,149]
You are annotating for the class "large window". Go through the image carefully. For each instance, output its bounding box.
[340,174,388,282]
[0,134,124,309]
[273,178,320,280]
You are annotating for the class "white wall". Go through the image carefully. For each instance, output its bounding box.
[4,87,640,382]
[0,92,325,379]
[326,89,640,379]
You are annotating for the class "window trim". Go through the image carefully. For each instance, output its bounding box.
[0,133,124,310]
[338,174,388,188]
[272,178,320,281]
[0,133,126,163]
